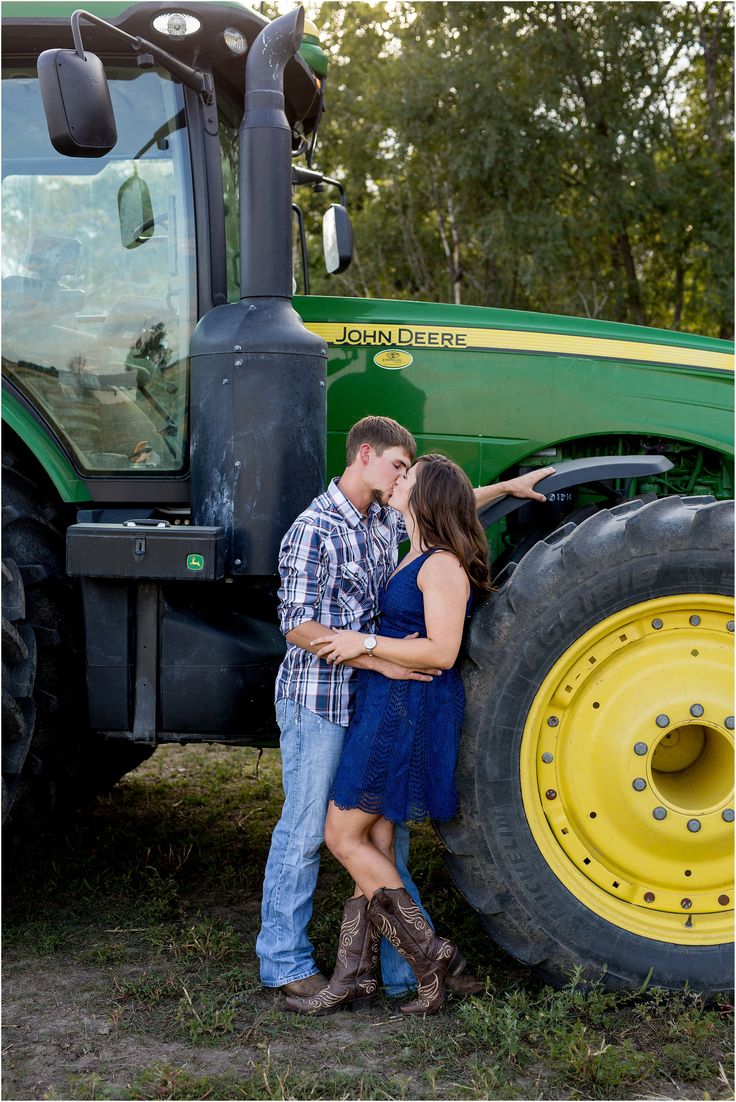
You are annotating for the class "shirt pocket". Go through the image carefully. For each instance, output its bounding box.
[338,561,371,624]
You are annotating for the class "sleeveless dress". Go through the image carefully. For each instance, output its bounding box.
[330,549,468,823]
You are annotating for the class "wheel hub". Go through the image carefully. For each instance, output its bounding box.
[521,594,734,944]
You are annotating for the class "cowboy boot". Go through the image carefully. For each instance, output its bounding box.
[445,971,485,996]
[284,895,379,1015]
[367,886,465,1015]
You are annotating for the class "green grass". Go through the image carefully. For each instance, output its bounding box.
[4,744,734,1101]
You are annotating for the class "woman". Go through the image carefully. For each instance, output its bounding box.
[285,454,492,1017]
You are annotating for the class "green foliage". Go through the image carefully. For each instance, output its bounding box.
[305,2,733,337]
[174,985,238,1044]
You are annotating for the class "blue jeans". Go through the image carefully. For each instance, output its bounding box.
[256,699,431,994]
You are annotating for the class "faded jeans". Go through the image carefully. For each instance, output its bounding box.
[256,698,431,993]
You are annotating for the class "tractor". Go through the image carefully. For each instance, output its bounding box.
[2,1,733,993]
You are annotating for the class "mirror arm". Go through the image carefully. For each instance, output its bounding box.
[322,176,346,207]
[292,166,346,206]
[291,203,310,295]
[70,9,214,103]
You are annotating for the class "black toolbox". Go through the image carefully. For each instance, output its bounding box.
[67,521,226,581]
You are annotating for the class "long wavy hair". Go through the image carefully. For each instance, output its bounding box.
[410,454,492,594]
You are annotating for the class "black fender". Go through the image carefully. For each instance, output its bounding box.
[478,454,674,529]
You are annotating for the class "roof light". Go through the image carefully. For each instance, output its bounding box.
[223,27,247,56]
[152,12,201,37]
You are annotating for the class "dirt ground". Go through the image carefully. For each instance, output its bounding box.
[2,745,733,1102]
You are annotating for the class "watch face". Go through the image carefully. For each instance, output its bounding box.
[364,635,377,651]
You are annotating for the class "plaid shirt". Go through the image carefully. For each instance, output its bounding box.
[275,477,407,725]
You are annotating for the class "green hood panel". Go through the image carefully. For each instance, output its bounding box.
[294,296,734,484]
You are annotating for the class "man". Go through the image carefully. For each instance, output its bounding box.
[256,416,553,998]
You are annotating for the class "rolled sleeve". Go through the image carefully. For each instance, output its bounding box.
[277,520,327,636]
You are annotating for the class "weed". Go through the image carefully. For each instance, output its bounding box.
[114,970,181,1006]
[551,1022,654,1093]
[178,919,242,961]
[661,1040,717,1081]
[128,1061,250,1101]
[174,984,238,1044]
[86,940,134,966]
[56,1072,122,1100]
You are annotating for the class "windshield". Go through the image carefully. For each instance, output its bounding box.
[2,67,195,474]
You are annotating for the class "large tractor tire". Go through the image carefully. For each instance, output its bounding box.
[2,453,152,837]
[440,496,734,993]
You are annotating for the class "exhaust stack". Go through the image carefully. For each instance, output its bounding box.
[240,7,304,299]
[190,7,327,576]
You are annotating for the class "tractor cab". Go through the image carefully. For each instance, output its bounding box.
[1,2,340,483]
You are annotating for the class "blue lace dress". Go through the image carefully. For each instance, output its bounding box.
[330,549,467,823]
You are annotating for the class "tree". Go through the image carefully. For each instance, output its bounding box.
[305,2,733,337]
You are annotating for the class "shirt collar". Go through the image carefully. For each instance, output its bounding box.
[326,477,382,529]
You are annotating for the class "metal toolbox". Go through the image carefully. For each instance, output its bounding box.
[66,521,226,581]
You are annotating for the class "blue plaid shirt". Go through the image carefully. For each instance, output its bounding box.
[275,477,407,725]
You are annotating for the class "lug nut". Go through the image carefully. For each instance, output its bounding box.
[725,717,735,731]
[542,752,553,764]
[718,895,730,906]
[690,704,704,718]
[689,615,701,626]
[547,716,559,728]
[651,618,663,630]
[680,898,692,909]
[653,807,667,820]
[644,892,655,903]
[686,819,701,832]
[632,778,647,792]
[634,742,648,756]
[722,809,735,823]
[545,789,557,800]
[655,715,670,728]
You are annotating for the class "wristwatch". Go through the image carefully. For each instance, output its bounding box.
[363,635,377,653]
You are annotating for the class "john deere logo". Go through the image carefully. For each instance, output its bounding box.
[187,553,204,571]
[374,349,413,370]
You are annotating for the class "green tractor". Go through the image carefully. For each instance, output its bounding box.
[2,1,733,994]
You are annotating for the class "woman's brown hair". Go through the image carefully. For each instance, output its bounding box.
[410,454,492,594]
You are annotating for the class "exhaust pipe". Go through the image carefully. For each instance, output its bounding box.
[240,7,304,299]
[190,6,327,576]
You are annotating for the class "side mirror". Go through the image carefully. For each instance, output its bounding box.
[118,176,154,249]
[37,49,117,157]
[322,204,353,275]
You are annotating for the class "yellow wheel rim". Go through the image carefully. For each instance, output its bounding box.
[520,594,734,945]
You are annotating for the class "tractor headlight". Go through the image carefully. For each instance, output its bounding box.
[223,27,248,56]
[152,12,201,37]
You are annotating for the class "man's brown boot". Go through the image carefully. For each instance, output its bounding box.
[277,972,328,997]
[367,886,465,1015]
[284,896,379,1015]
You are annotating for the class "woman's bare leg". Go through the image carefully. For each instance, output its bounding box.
[349,819,395,898]
[324,803,402,899]
[370,818,396,863]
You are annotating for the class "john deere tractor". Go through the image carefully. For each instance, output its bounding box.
[2,1,733,993]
